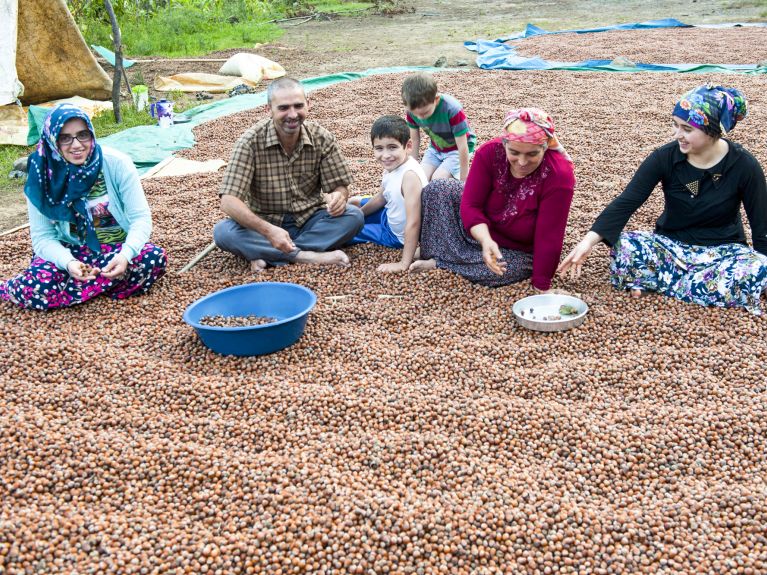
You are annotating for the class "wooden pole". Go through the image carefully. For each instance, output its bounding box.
[180,241,218,273]
[104,0,123,123]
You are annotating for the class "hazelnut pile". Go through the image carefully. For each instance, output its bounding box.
[1,29,766,574]
[199,314,277,327]
[511,27,767,66]
[79,262,99,276]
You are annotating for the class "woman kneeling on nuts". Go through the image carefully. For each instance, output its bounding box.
[0,104,167,310]
[558,84,767,314]
[410,108,575,293]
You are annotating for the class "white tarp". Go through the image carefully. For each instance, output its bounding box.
[0,0,23,105]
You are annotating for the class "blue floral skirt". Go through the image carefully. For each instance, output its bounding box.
[610,231,767,314]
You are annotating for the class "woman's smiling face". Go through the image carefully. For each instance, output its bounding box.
[57,118,93,165]
[504,139,546,178]
[672,115,716,156]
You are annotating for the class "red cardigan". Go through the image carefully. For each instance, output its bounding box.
[460,138,575,290]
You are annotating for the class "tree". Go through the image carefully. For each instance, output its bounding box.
[103,0,123,123]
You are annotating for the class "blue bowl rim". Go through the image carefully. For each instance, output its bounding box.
[183,282,317,331]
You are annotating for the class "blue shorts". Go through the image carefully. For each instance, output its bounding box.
[348,198,403,249]
[422,147,461,179]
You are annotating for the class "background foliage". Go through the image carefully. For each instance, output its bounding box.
[67,0,366,56]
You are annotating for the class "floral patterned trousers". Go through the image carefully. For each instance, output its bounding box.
[610,231,767,314]
[0,242,167,311]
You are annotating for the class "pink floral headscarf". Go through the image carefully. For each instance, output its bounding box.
[502,108,571,162]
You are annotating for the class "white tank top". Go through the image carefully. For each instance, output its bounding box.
[382,157,429,243]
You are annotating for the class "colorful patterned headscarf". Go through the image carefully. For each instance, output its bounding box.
[24,103,103,253]
[502,108,571,161]
[672,84,748,137]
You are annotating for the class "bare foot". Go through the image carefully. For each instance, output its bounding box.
[409,259,437,273]
[294,250,350,267]
[250,259,267,272]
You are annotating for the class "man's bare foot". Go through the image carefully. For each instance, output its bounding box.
[250,259,267,272]
[294,250,350,267]
[409,259,437,273]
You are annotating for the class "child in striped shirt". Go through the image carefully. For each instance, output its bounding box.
[402,72,476,182]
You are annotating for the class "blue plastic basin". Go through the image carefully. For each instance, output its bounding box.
[183,282,317,356]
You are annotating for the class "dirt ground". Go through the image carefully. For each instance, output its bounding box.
[0,0,764,233]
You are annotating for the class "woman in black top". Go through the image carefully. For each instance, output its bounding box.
[558,84,767,314]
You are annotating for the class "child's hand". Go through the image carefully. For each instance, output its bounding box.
[377,262,409,273]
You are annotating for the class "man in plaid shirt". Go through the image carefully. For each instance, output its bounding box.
[214,77,364,271]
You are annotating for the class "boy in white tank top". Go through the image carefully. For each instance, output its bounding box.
[348,116,429,273]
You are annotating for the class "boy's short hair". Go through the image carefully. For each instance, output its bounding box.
[370,115,410,147]
[401,73,438,109]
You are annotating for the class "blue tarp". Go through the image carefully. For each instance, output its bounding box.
[464,19,767,74]
[465,18,689,49]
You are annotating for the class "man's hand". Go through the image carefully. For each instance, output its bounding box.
[101,254,129,279]
[67,260,100,281]
[325,190,347,217]
[265,225,296,253]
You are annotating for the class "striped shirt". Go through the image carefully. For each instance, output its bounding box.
[219,118,353,227]
[406,93,476,153]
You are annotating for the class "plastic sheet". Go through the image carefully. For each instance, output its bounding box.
[464,20,767,74]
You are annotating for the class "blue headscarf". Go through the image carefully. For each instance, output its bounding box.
[24,103,103,253]
[672,84,748,138]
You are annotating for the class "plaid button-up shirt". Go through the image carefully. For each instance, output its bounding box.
[219,118,353,227]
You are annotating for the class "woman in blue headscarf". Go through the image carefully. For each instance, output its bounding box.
[0,103,167,310]
[558,84,767,314]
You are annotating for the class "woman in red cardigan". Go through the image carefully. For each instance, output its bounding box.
[411,108,575,291]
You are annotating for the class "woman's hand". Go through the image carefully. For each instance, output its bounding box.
[482,239,507,276]
[101,253,129,279]
[469,224,507,276]
[377,262,408,273]
[67,259,100,281]
[557,231,603,280]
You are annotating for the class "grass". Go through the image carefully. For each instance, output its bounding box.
[84,7,284,57]
[79,0,375,58]
[0,144,32,202]
[312,1,372,13]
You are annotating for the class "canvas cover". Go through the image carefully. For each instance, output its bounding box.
[7,0,112,106]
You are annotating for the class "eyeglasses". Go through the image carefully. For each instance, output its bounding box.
[58,130,93,147]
